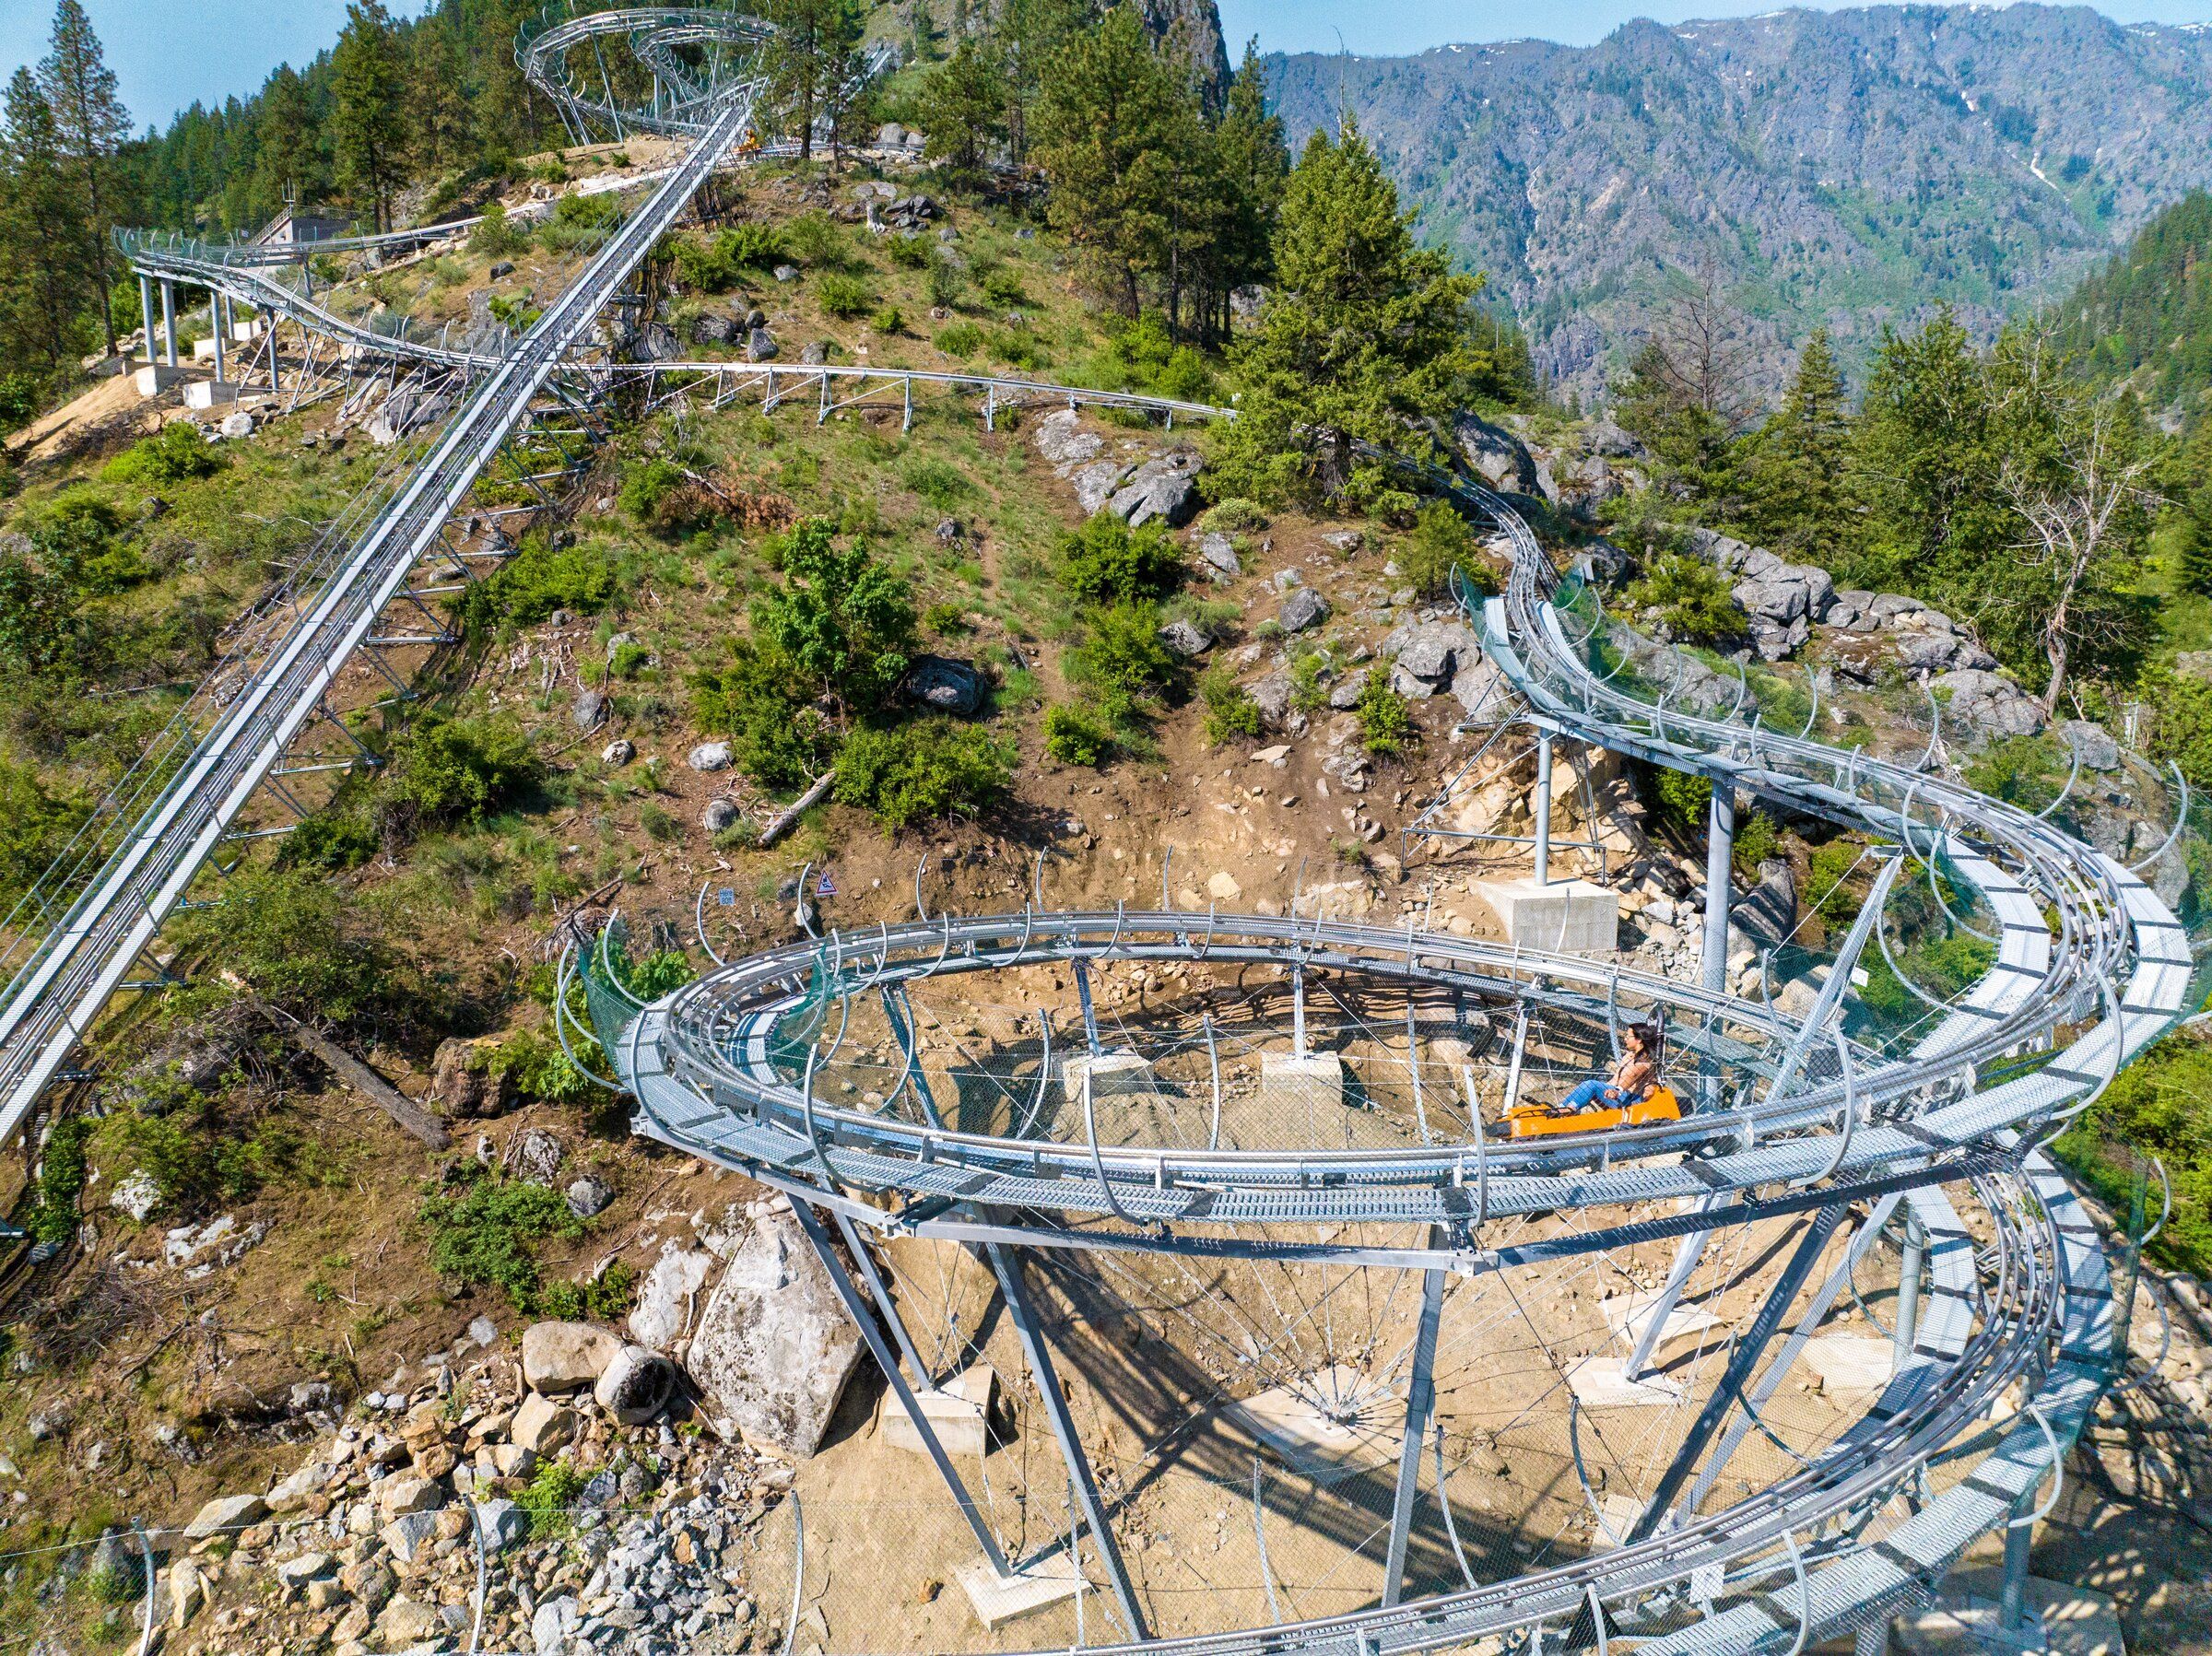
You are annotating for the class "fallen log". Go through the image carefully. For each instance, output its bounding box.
[759,769,835,848]
[259,1000,451,1151]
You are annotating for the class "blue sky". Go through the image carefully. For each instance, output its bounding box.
[1,0,2209,128]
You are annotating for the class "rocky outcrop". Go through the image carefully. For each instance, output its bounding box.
[902,655,986,716]
[1033,410,1203,525]
[1934,668,2045,742]
[1687,529,1834,661]
[1107,451,1203,528]
[1454,412,1544,499]
[684,1209,862,1458]
[521,1321,619,1394]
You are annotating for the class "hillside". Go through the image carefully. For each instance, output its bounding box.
[2050,188,2212,423]
[1264,5,2212,399]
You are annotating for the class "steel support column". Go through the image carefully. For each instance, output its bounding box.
[1893,1212,1926,1370]
[787,1200,1009,1576]
[137,276,154,369]
[211,294,226,384]
[1534,732,1554,886]
[1700,778,1737,1107]
[1621,1201,1721,1380]
[1382,1240,1448,1607]
[159,280,177,367]
[983,1242,1147,1638]
[1628,1204,1846,1542]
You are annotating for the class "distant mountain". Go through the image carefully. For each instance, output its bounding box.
[1263,6,2212,403]
[2049,189,2212,424]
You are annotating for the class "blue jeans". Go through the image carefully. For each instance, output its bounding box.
[1564,1079,1626,1111]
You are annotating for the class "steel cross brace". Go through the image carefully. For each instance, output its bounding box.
[1383,1227,1449,1607]
[784,1199,1010,1576]
[1626,1203,1848,1544]
[982,1240,1147,1638]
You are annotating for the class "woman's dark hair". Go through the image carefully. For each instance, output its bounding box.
[1628,1020,1663,1056]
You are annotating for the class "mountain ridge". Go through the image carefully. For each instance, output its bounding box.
[1261,4,2212,400]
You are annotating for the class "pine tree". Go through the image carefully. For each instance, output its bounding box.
[36,0,129,358]
[916,38,1006,182]
[1209,38,1288,332]
[997,0,1089,167]
[0,67,97,378]
[250,67,324,226]
[1211,118,1482,505]
[408,14,477,182]
[762,0,865,163]
[1033,6,1182,318]
[1735,329,1851,558]
[331,0,408,231]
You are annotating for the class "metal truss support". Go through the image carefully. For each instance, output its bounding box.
[1534,732,1554,885]
[1072,957,1103,1057]
[787,1200,1010,1576]
[1622,1199,1721,1380]
[159,279,177,367]
[137,276,154,369]
[1893,1210,1926,1368]
[1700,779,1738,1108]
[1383,1238,1448,1607]
[983,1242,1147,1638]
[1628,1203,1846,1543]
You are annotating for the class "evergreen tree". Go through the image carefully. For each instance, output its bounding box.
[1735,329,1851,558]
[408,13,477,182]
[250,67,325,225]
[331,0,407,231]
[1211,118,1481,505]
[36,0,130,358]
[2176,485,2212,598]
[997,0,1090,167]
[1033,6,1182,317]
[916,38,1006,182]
[761,0,865,163]
[0,68,96,379]
[1208,38,1288,333]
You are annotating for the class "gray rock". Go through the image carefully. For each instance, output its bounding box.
[183,1493,265,1539]
[1734,858,1797,946]
[600,738,634,766]
[2057,720,2121,772]
[690,312,734,345]
[1278,588,1330,634]
[1454,412,1541,496]
[381,1509,439,1565]
[1157,619,1212,657]
[476,1497,527,1552]
[1386,619,1484,686]
[1034,408,1104,468]
[903,654,985,715]
[594,1345,677,1426]
[522,1321,618,1392]
[1452,652,1512,719]
[1583,419,1644,458]
[875,122,906,149]
[565,1174,614,1218]
[1197,532,1241,578]
[746,327,779,362]
[1933,668,2045,744]
[1321,530,1363,553]
[744,308,768,330]
[488,261,516,280]
[772,264,798,283]
[1107,452,1203,528]
[366,382,453,447]
[572,689,607,732]
[1249,671,1295,724]
[1328,667,1371,711]
[217,410,253,440]
[798,339,829,366]
[1071,460,1128,515]
[702,797,738,836]
[686,1208,865,1458]
[1867,593,1927,622]
[687,741,733,771]
[534,1594,581,1656]
[1827,589,1881,633]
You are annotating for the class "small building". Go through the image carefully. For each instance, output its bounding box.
[252,207,351,250]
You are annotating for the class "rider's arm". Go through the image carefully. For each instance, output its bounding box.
[1613,1055,1653,1095]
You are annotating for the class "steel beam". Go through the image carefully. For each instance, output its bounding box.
[983,1242,1147,1638]
[1383,1240,1448,1607]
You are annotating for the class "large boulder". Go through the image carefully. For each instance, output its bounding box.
[2056,720,2121,772]
[684,1208,864,1458]
[902,655,986,716]
[521,1321,619,1393]
[1071,459,1127,515]
[1454,412,1542,497]
[366,383,453,447]
[1107,452,1203,528]
[629,1245,716,1352]
[594,1345,678,1426]
[1278,588,1330,634]
[1034,407,1103,469]
[1934,669,2044,743]
[429,1037,508,1120]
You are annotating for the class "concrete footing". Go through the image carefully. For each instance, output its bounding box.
[1894,1569,2124,1656]
[1803,1335,1896,1403]
[1565,1355,1683,1409]
[182,380,241,410]
[955,1553,1088,1630]
[133,364,190,397]
[1476,878,1619,952]
[1604,1290,1724,1369]
[1229,1365,1397,1485]
[879,1365,995,1460]
[1058,1051,1155,1102]
[1258,1051,1345,1111]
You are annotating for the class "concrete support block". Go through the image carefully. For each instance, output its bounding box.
[1228,1365,1397,1486]
[1604,1290,1724,1369]
[1802,1335,1895,1403]
[1058,1051,1155,1102]
[1258,1051,1345,1112]
[956,1553,1088,1630]
[1564,1355,1683,1409]
[879,1364,995,1460]
[182,381,241,410]
[1476,878,1618,952]
[133,364,190,397]
[191,334,219,362]
[1894,1568,2124,1656]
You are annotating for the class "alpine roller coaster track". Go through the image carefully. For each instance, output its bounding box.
[42,6,2203,1652]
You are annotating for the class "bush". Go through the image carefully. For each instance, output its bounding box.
[671,223,785,290]
[1060,514,1183,605]
[174,867,407,1025]
[1625,553,1743,644]
[1199,667,1262,745]
[689,638,838,792]
[935,321,982,357]
[460,533,621,629]
[23,1114,90,1245]
[102,420,224,487]
[1732,808,1780,875]
[873,304,907,335]
[618,458,716,536]
[519,1456,586,1538]
[469,200,530,258]
[980,268,1028,308]
[834,719,1014,831]
[1356,675,1414,757]
[782,210,849,267]
[488,1028,593,1105]
[380,714,541,833]
[1044,701,1117,766]
[818,273,874,318]
[886,233,931,270]
[1650,765,1712,834]
[926,256,964,310]
[902,458,972,511]
[419,1169,584,1310]
[1065,602,1181,720]
[1402,500,1488,599]
[751,519,916,715]
[1198,499,1266,534]
[986,328,1045,370]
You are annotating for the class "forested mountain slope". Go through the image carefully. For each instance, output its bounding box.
[2051,189,2212,423]
[1265,6,2212,398]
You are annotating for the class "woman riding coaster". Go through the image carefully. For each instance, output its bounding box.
[1559,1022,1662,1114]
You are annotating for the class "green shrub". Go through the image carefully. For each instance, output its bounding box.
[1651,766,1712,834]
[980,268,1028,308]
[1356,675,1414,758]
[380,714,541,833]
[460,534,622,629]
[873,304,907,335]
[1402,500,1493,599]
[519,1456,586,1538]
[750,518,916,715]
[174,867,408,1025]
[102,420,225,487]
[469,201,530,258]
[1807,837,1868,928]
[986,328,1044,370]
[1625,553,1744,643]
[618,457,715,536]
[1044,702,1117,765]
[1198,499,1266,534]
[834,719,1014,831]
[671,223,784,290]
[782,210,849,267]
[1066,602,1181,719]
[902,458,973,511]
[688,638,838,792]
[536,1258,635,1322]
[1199,667,1262,745]
[1732,808,1780,875]
[886,234,931,269]
[0,758,82,905]
[925,256,963,310]
[935,321,983,357]
[818,273,874,318]
[418,1169,584,1311]
[1964,734,2071,816]
[2054,1029,2212,1277]
[1060,514,1183,605]
[487,1028,593,1105]
[23,1114,91,1245]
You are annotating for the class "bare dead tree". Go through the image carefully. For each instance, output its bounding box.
[1642,259,1757,432]
[2000,391,2160,716]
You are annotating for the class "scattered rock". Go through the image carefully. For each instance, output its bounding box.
[217,409,253,440]
[1328,667,1371,711]
[182,1492,266,1541]
[108,1169,160,1222]
[600,737,634,766]
[1107,452,1203,528]
[511,1126,563,1184]
[380,1510,439,1566]
[564,1173,614,1218]
[1279,588,1330,634]
[510,1392,579,1455]
[772,264,798,283]
[902,655,986,716]
[1207,870,1242,901]
[1454,411,1543,497]
[629,1246,716,1352]
[1320,530,1363,553]
[1197,532,1241,579]
[702,798,739,836]
[1157,618,1212,657]
[1033,408,1104,468]
[1934,668,2045,743]
[1248,670,1294,724]
[378,1596,445,1646]
[521,1321,619,1393]
[476,1497,527,1552]
[429,1037,509,1120]
[572,688,607,731]
[594,1345,678,1426]
[688,741,733,771]
[746,326,779,362]
[2057,720,2121,772]
[690,311,735,345]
